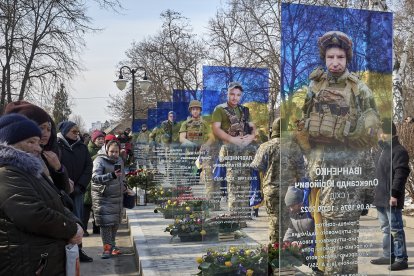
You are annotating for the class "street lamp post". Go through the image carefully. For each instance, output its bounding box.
[114,66,151,131]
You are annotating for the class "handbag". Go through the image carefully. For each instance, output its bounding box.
[123,187,136,209]
[65,244,80,276]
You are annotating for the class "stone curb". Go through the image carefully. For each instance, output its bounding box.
[127,207,158,276]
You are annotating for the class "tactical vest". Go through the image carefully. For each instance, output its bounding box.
[185,119,205,144]
[306,73,359,144]
[223,106,247,137]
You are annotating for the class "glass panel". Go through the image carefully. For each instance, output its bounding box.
[281,3,393,275]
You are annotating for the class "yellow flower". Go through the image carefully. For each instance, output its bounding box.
[186,206,191,211]
[175,219,180,224]
[196,257,203,264]
[229,247,237,254]
[167,200,171,204]
[246,269,254,276]
[172,201,177,205]
[224,261,232,267]
[160,191,164,195]
[245,250,252,255]
[200,230,206,236]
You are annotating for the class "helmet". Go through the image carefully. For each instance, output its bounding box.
[188,100,202,111]
[318,31,353,61]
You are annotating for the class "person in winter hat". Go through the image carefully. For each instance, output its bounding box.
[83,129,106,235]
[91,139,125,258]
[4,100,72,194]
[0,114,83,275]
[57,120,94,262]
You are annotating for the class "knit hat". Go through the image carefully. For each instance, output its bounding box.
[105,134,118,143]
[4,100,50,125]
[284,186,304,207]
[58,121,77,136]
[0,114,42,144]
[91,130,105,142]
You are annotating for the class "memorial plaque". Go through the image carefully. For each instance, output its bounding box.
[280,3,393,275]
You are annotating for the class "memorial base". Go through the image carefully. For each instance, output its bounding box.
[273,267,297,276]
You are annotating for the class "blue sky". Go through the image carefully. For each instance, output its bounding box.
[70,0,224,129]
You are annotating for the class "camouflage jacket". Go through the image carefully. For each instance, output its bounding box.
[250,136,305,190]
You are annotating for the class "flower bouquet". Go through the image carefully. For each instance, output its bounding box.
[196,246,268,276]
[268,242,303,275]
[165,213,217,242]
[154,199,191,219]
[125,169,154,189]
[147,186,173,204]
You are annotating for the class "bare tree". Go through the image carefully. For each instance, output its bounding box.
[0,0,122,111]
[108,9,207,121]
[70,114,87,133]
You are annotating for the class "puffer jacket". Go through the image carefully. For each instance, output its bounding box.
[84,141,103,205]
[91,154,124,226]
[0,143,78,275]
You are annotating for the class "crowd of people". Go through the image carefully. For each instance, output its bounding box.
[0,101,132,274]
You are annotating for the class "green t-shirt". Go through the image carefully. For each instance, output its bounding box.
[211,103,243,133]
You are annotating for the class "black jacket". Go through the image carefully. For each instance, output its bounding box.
[373,136,410,209]
[57,133,93,195]
[0,143,78,275]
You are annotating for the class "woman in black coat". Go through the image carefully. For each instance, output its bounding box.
[0,114,83,275]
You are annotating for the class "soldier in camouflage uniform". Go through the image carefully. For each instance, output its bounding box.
[179,100,212,148]
[159,112,181,183]
[179,100,213,186]
[135,124,150,168]
[212,82,257,221]
[250,118,306,244]
[160,111,179,146]
[301,31,380,275]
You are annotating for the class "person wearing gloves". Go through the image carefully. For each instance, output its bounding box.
[0,114,83,275]
[57,120,93,262]
[91,139,125,259]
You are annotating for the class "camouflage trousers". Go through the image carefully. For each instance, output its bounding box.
[322,217,360,275]
[220,144,256,221]
[200,145,221,210]
[264,185,289,244]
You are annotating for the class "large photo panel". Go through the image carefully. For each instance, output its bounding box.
[281,3,393,275]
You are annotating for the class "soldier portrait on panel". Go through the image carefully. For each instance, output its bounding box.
[211,81,257,221]
[160,111,179,146]
[135,124,150,168]
[179,100,212,149]
[300,30,380,275]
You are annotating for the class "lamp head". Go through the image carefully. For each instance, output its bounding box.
[114,74,127,90]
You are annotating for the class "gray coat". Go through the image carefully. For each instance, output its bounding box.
[91,154,124,226]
